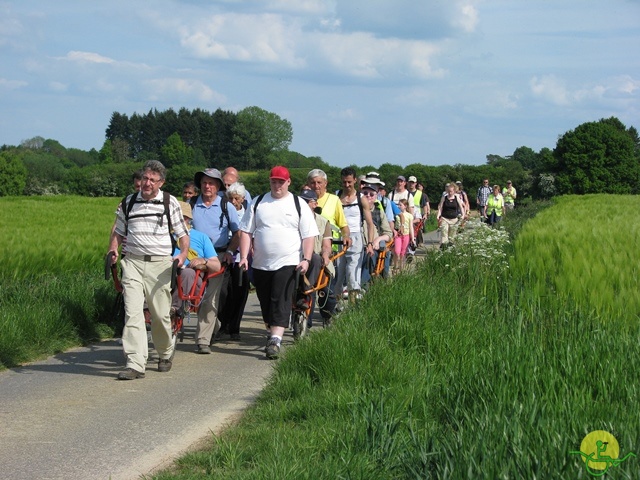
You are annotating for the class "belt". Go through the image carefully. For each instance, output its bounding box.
[127,254,172,262]
[215,246,229,253]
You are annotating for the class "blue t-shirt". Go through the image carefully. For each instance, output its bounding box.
[191,195,240,249]
[173,228,216,266]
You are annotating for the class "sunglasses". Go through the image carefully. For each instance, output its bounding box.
[362,191,377,197]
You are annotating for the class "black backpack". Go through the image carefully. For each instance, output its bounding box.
[120,191,176,250]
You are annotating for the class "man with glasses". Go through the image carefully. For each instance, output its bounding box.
[476,178,492,220]
[108,160,189,380]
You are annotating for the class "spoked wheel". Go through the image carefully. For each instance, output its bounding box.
[292,311,308,340]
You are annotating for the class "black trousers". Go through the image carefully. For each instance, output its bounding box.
[223,263,250,335]
[253,266,296,328]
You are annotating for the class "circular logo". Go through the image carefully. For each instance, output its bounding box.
[579,430,620,471]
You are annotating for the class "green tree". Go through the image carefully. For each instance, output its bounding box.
[0,151,28,196]
[553,117,640,194]
[161,132,194,168]
[512,146,539,171]
[238,106,293,152]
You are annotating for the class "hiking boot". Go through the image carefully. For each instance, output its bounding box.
[196,344,212,354]
[264,335,272,352]
[117,368,145,380]
[265,338,281,359]
[158,359,172,372]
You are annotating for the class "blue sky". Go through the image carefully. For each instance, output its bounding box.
[1,1,638,167]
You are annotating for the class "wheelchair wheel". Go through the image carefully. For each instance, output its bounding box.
[292,312,308,340]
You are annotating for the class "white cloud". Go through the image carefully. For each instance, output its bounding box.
[178,13,305,68]
[531,74,640,107]
[171,7,446,81]
[610,75,640,96]
[49,81,67,92]
[61,51,115,64]
[453,2,479,33]
[330,108,359,120]
[0,77,27,89]
[530,75,569,106]
[265,0,332,15]
[144,77,226,103]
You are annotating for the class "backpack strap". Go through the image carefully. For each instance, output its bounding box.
[190,195,231,230]
[122,191,176,251]
[253,193,301,219]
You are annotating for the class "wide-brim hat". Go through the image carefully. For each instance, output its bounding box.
[194,168,225,191]
[178,201,193,219]
[361,182,379,192]
[363,174,385,186]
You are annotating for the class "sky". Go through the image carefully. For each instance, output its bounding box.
[1,1,639,168]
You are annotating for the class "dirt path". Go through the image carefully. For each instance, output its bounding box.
[0,294,275,480]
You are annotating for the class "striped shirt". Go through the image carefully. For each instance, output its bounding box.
[114,191,188,256]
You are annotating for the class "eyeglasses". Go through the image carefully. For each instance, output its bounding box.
[362,191,377,197]
[142,176,162,185]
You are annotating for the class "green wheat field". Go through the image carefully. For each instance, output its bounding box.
[1,194,639,478]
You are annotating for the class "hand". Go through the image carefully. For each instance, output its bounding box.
[222,251,234,265]
[174,253,187,268]
[191,258,207,271]
[296,259,309,274]
[342,236,352,248]
[107,250,118,265]
[238,258,249,272]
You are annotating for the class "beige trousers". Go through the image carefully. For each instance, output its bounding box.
[439,217,460,245]
[121,255,174,372]
[195,273,225,346]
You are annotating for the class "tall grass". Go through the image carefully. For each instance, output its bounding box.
[0,196,119,368]
[155,198,640,479]
[510,195,640,325]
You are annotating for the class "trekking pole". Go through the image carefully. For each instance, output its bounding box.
[171,258,179,291]
[238,264,245,287]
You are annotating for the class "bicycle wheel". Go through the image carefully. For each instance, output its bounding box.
[292,311,308,340]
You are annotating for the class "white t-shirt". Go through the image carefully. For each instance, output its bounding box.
[240,192,319,271]
[342,196,362,234]
[388,189,410,204]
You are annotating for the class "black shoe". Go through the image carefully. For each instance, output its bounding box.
[266,339,281,359]
[117,368,145,380]
[158,359,172,372]
[230,333,241,341]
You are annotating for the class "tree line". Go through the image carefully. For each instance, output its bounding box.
[1,106,638,207]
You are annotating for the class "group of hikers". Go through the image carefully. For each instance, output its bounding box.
[107,160,515,380]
